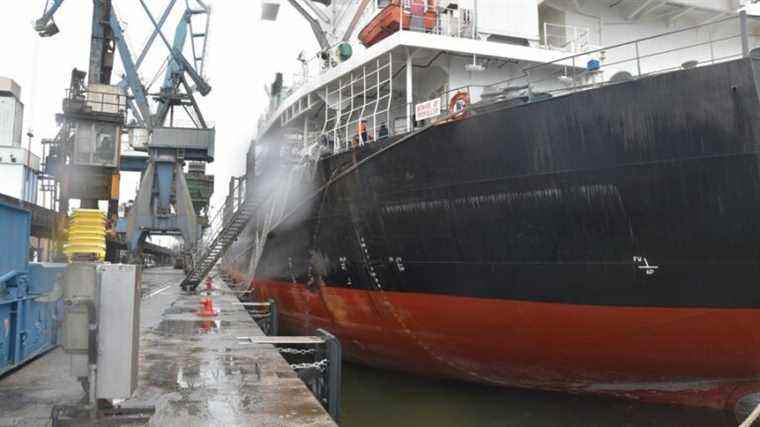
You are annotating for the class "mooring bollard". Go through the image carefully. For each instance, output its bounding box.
[268,298,279,336]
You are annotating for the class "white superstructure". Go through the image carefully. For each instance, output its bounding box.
[258,0,759,155]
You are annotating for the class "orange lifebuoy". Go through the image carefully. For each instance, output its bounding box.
[448,91,470,118]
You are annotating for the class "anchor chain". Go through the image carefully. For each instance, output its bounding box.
[290,358,328,372]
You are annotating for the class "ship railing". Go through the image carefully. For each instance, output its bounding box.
[398,0,477,40]
[482,12,760,107]
[315,83,483,157]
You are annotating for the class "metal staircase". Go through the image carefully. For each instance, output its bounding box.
[180,147,321,292]
[180,193,252,291]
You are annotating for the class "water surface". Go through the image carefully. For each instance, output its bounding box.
[341,363,735,427]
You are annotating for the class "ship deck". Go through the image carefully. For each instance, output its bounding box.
[0,267,335,426]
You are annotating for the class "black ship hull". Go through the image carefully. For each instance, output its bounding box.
[228,54,760,409]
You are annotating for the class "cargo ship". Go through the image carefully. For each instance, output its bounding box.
[223,0,760,411]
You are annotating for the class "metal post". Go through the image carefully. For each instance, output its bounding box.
[303,116,309,149]
[526,71,533,97]
[399,0,404,33]
[406,48,413,133]
[360,65,367,144]
[635,41,642,77]
[317,329,341,423]
[336,78,343,150]
[740,10,749,58]
[472,0,477,39]
[268,298,278,336]
[85,300,98,419]
[543,22,547,47]
[572,55,577,88]
[373,58,381,140]
[388,53,393,134]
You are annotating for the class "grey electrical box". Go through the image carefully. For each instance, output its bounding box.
[62,262,98,353]
[61,263,139,400]
[96,264,139,399]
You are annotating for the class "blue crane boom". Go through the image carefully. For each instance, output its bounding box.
[35,0,211,130]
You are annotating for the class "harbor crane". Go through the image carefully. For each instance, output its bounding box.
[34,0,215,260]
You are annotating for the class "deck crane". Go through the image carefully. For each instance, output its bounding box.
[35,0,214,260]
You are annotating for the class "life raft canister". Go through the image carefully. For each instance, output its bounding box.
[449,91,470,116]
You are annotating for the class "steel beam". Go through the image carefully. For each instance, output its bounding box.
[628,0,659,20]
[109,13,153,127]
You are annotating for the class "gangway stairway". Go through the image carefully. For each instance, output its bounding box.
[180,201,252,291]
[179,145,323,292]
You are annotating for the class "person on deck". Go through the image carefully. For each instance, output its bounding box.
[358,120,369,143]
[378,123,389,140]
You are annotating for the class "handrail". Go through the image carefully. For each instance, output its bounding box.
[486,13,742,90]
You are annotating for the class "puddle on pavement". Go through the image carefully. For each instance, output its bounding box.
[162,305,201,315]
[151,319,232,336]
[142,352,257,392]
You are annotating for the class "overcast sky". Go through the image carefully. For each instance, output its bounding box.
[0,0,317,216]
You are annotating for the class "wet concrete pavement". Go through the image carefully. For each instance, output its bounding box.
[0,267,335,426]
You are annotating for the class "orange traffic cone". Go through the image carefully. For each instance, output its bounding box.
[197,298,217,317]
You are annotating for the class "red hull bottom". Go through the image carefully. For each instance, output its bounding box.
[246,278,760,410]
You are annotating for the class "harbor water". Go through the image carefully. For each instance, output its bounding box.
[340,363,735,427]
